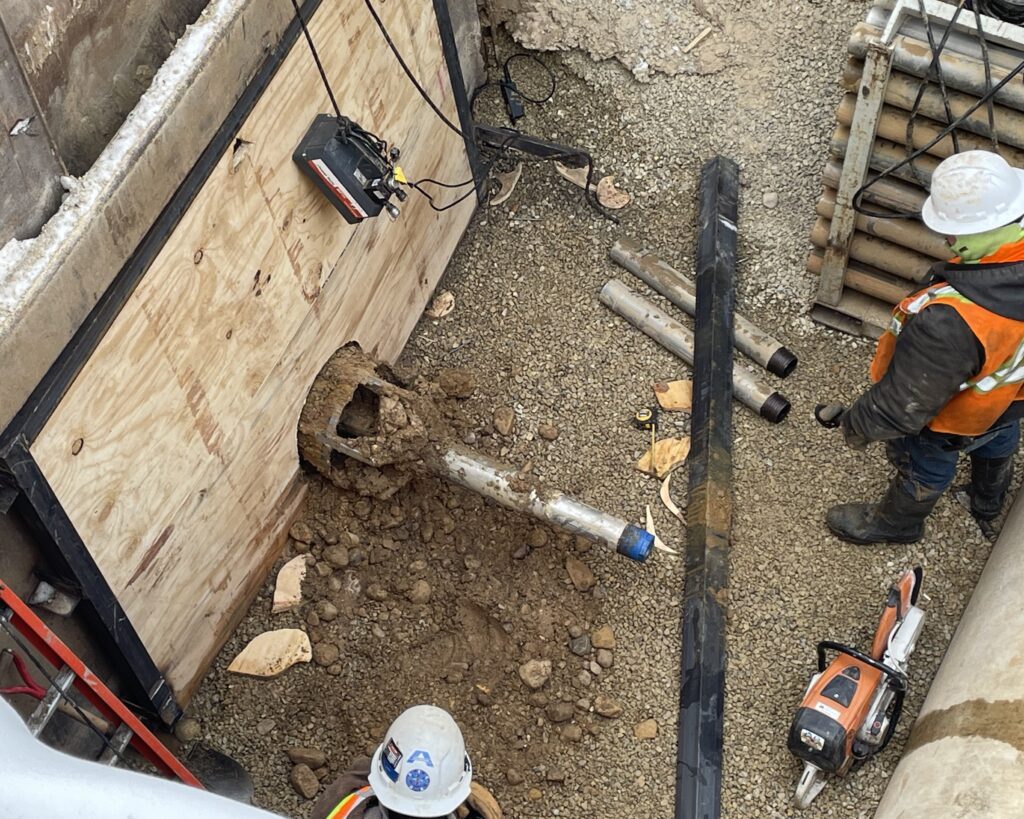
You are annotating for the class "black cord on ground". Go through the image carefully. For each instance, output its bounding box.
[289,0,343,119]
[361,0,617,222]
[502,53,557,104]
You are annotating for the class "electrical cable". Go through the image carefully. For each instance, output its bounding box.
[854,42,1024,218]
[502,53,557,104]
[361,0,466,138]
[289,0,343,119]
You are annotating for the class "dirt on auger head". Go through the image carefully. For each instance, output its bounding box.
[298,346,474,498]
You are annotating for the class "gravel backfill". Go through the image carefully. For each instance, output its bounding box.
[189,3,1013,818]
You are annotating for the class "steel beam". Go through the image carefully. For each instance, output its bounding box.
[675,155,739,819]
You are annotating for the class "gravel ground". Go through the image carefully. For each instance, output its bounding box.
[190,3,1010,817]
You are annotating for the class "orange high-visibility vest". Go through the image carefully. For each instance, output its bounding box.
[326,786,375,819]
[871,281,1024,435]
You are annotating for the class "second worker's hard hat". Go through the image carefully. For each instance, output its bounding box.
[921,150,1024,236]
[367,705,472,818]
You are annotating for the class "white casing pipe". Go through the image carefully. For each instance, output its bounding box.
[874,496,1024,816]
[0,698,284,819]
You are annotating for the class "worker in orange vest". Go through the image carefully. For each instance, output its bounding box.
[310,705,499,819]
[829,150,1024,544]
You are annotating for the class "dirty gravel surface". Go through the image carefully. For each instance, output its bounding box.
[191,2,1009,817]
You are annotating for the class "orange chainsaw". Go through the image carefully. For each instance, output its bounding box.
[787,567,925,809]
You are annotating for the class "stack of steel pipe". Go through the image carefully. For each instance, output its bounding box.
[808,3,1024,338]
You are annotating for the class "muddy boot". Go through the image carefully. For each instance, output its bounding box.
[968,455,1014,521]
[826,480,942,545]
[959,455,1015,539]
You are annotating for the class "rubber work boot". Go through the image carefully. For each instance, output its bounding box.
[826,479,942,545]
[967,455,1014,521]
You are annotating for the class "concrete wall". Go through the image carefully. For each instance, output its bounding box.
[874,498,1024,817]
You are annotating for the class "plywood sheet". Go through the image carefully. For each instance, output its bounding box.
[30,0,474,696]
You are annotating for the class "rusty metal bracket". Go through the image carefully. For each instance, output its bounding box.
[816,41,894,307]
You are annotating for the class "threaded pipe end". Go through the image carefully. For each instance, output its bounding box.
[760,391,791,424]
[767,346,798,378]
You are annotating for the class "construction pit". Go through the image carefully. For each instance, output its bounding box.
[3,1,1024,818]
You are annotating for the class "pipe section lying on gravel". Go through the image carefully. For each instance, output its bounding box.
[301,349,654,562]
[441,445,653,560]
[319,428,654,562]
[610,239,798,378]
[599,279,791,423]
[875,492,1024,817]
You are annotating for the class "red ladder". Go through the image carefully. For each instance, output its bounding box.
[0,579,202,786]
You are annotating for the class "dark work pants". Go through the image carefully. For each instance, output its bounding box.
[886,422,1021,499]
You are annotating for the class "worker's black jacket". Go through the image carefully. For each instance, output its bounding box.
[844,258,1024,446]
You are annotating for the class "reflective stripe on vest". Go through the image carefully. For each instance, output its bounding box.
[871,281,1024,435]
[326,786,375,819]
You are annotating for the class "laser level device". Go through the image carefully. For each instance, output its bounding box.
[788,567,925,809]
[293,114,407,223]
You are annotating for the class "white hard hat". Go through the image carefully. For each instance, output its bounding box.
[921,150,1024,235]
[367,705,472,817]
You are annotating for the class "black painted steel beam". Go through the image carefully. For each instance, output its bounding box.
[676,155,739,819]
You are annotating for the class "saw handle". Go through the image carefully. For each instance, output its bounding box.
[817,641,906,691]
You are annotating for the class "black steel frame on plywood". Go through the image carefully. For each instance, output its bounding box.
[0,0,481,725]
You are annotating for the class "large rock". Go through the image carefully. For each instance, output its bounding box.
[594,694,622,719]
[290,764,320,799]
[287,747,327,768]
[518,659,552,690]
[591,625,616,650]
[565,557,595,592]
[439,368,477,398]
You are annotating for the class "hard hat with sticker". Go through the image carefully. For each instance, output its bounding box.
[405,769,431,793]
[368,705,473,817]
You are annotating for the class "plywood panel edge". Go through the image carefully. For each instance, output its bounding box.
[178,475,306,700]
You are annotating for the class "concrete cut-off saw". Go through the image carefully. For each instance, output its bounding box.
[787,567,925,809]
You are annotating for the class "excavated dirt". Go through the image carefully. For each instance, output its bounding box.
[191,3,1014,818]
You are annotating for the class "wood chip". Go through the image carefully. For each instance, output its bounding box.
[227,629,311,677]
[653,380,693,411]
[683,25,714,54]
[596,176,630,209]
[489,163,522,206]
[636,437,691,478]
[645,505,678,555]
[467,782,503,819]
[272,555,308,614]
[660,472,685,523]
[425,290,456,320]
[554,162,594,191]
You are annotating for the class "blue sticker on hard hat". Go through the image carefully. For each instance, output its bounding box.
[381,739,402,783]
[407,749,434,767]
[406,769,430,792]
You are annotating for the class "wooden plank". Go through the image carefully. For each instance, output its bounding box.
[817,42,892,307]
[30,0,473,695]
